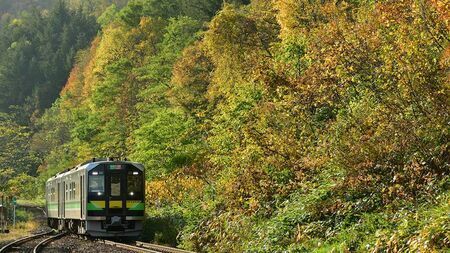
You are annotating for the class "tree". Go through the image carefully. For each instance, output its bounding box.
[0,114,40,175]
[0,1,97,120]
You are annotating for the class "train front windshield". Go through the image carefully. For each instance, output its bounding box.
[89,169,105,196]
[127,170,143,199]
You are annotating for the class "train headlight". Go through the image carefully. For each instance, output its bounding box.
[133,172,139,175]
[129,192,134,196]
[97,192,103,196]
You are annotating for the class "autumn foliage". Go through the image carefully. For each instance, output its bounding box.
[0,0,448,252]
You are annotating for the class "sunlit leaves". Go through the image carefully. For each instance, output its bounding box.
[170,42,213,118]
[22,0,450,251]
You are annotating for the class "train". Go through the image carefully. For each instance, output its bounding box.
[45,158,145,237]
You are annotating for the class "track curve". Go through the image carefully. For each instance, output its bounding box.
[0,230,54,253]
[32,231,67,253]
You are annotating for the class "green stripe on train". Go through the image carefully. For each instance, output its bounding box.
[87,202,104,211]
[49,201,143,211]
[47,202,81,209]
[128,202,145,211]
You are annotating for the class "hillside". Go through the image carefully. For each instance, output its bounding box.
[0,0,128,17]
[0,0,54,17]
[0,0,129,121]
[0,0,449,252]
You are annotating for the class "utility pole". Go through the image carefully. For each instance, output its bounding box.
[12,197,16,228]
[1,195,4,233]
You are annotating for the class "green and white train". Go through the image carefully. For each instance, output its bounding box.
[45,158,145,237]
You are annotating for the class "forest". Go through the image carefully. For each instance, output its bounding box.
[0,0,448,252]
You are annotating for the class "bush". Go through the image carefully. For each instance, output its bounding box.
[141,208,185,246]
[14,209,33,223]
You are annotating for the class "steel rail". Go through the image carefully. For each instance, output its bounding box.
[103,240,160,253]
[136,241,195,253]
[101,240,196,253]
[0,230,53,253]
[32,231,67,253]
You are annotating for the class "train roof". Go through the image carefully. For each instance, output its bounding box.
[46,158,144,183]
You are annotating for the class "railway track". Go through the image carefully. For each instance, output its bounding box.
[0,230,66,253]
[1,231,194,253]
[32,231,67,253]
[102,240,195,253]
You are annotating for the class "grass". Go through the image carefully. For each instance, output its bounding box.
[0,205,41,244]
[0,221,39,243]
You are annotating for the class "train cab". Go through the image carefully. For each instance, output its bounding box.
[86,162,145,237]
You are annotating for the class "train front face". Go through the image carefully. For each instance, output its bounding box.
[86,162,145,237]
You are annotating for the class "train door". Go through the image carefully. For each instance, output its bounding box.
[80,175,84,219]
[57,182,61,218]
[106,165,126,216]
[62,181,66,218]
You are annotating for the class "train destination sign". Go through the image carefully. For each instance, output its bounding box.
[108,164,125,170]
